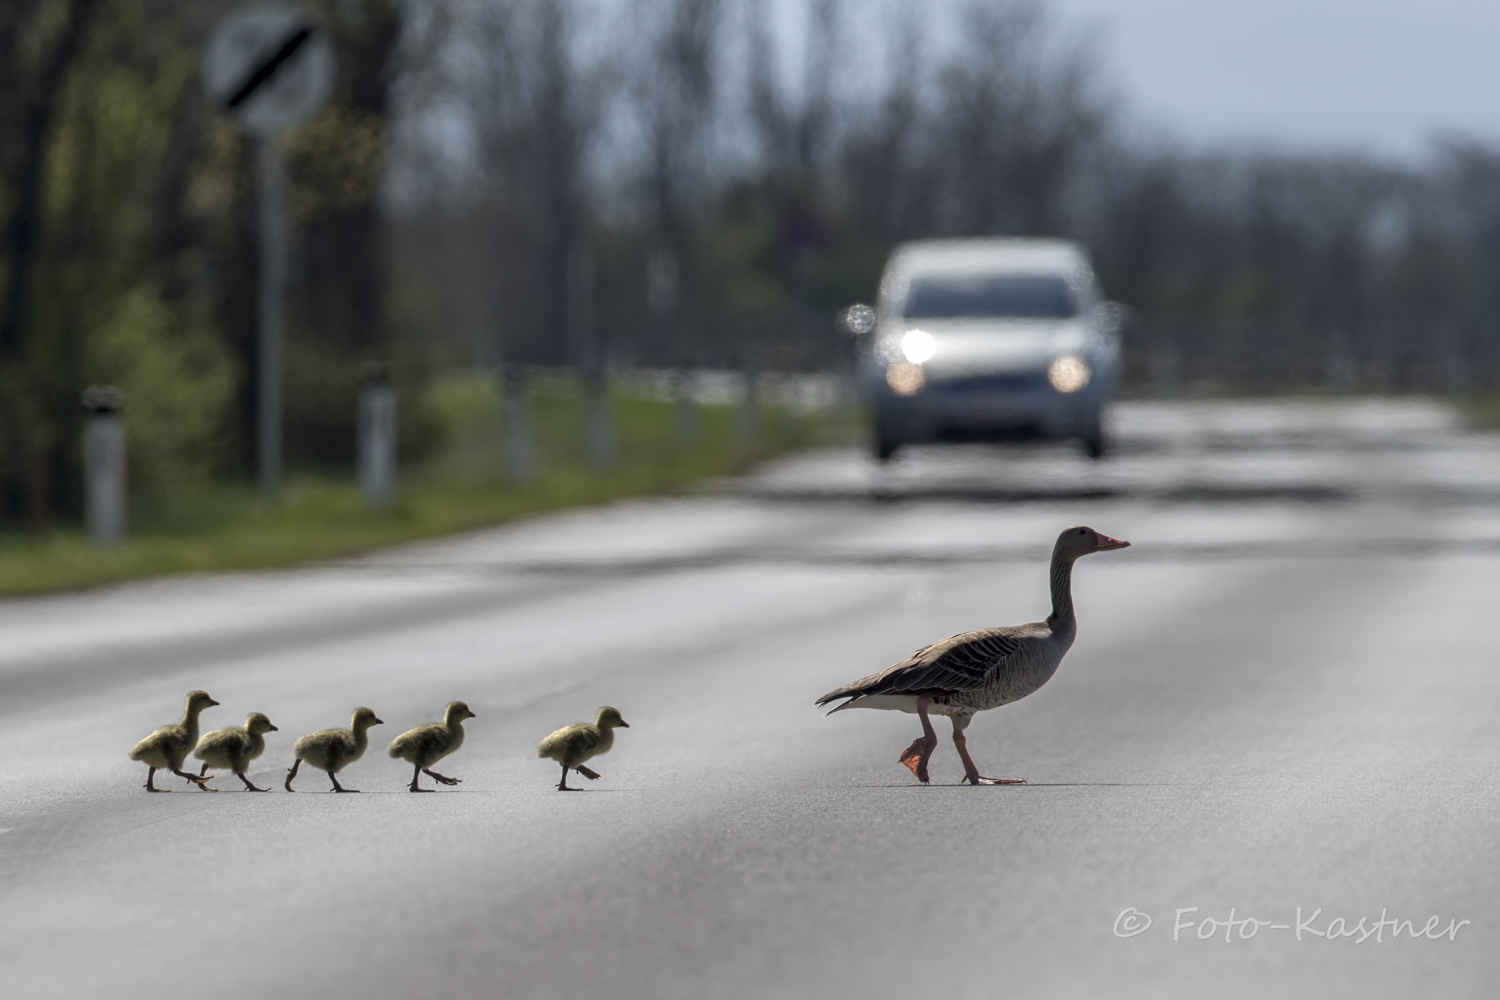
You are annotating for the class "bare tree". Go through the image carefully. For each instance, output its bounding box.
[459,0,604,366]
[931,0,1105,236]
[746,0,841,180]
[837,3,933,242]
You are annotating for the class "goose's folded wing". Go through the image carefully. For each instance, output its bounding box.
[816,629,1025,704]
[427,728,454,755]
[569,727,603,753]
[392,725,451,758]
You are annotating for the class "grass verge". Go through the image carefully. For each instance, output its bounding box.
[0,374,859,598]
[1449,393,1500,431]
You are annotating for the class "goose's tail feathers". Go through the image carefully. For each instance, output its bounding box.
[816,694,862,716]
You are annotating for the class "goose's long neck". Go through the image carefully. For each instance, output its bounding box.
[1046,550,1077,631]
[181,706,205,743]
[351,722,372,755]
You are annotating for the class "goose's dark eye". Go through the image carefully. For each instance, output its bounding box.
[1078,528,1086,535]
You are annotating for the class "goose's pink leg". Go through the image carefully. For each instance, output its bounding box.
[899,698,938,783]
[952,716,1025,785]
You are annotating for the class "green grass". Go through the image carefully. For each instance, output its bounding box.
[1449,393,1500,431]
[0,373,859,598]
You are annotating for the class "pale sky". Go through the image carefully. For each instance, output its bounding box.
[1047,0,1500,158]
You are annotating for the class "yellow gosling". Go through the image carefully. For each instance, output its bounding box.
[285,707,383,793]
[386,701,477,793]
[536,706,630,791]
[194,713,279,792]
[129,690,220,792]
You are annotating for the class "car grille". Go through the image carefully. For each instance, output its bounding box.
[933,371,1051,392]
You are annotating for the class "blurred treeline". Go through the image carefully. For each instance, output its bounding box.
[5,0,1500,528]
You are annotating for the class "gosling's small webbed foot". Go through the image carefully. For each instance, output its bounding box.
[144,783,171,793]
[174,768,215,789]
[899,737,937,783]
[238,773,270,792]
[408,784,435,793]
[574,766,600,781]
[423,769,461,786]
[965,775,1027,785]
[333,787,361,793]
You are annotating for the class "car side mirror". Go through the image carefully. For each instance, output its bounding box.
[840,303,876,336]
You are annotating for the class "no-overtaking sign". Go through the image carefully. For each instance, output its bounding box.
[203,3,333,136]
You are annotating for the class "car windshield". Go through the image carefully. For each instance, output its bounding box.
[903,274,1078,319]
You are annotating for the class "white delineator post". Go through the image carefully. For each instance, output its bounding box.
[81,386,126,545]
[358,368,396,507]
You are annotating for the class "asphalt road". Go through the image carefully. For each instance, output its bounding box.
[2,398,1497,999]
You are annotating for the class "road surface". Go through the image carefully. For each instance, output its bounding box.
[1,398,1496,999]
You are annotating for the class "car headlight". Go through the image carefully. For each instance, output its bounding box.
[885,361,925,396]
[900,329,935,364]
[1048,355,1090,393]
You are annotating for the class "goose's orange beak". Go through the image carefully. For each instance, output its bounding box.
[1096,533,1130,551]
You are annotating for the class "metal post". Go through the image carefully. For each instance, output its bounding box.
[81,386,126,545]
[672,368,697,445]
[737,361,760,447]
[257,137,285,499]
[358,365,396,508]
[586,373,613,470]
[570,251,612,470]
[650,247,695,445]
[503,364,534,482]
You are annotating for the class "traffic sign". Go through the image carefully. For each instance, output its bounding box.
[203,3,333,137]
[203,4,334,499]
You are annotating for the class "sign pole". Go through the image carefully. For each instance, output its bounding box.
[256,136,285,499]
[205,3,333,502]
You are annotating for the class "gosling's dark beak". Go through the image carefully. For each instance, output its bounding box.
[269,725,279,732]
[618,720,630,728]
[209,699,221,707]
[469,711,478,718]
[1095,533,1130,551]
[373,718,385,725]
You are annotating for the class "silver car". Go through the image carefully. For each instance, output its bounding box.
[858,238,1121,461]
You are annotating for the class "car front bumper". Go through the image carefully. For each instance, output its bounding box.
[862,364,1112,443]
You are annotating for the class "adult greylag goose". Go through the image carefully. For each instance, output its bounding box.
[285,707,383,792]
[387,701,476,792]
[194,712,279,791]
[537,706,629,790]
[128,690,219,792]
[816,526,1129,784]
